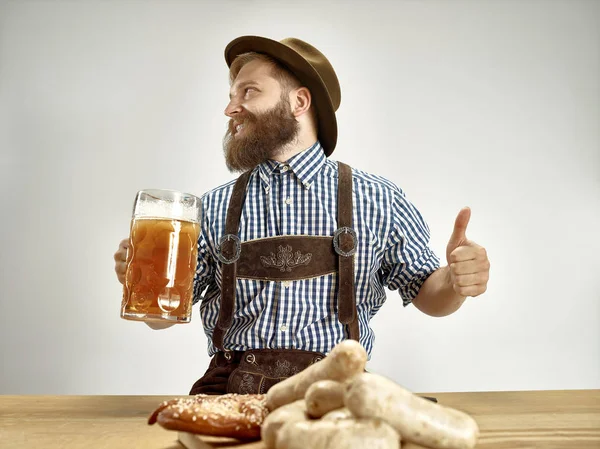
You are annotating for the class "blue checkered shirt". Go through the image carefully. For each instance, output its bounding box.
[193,141,440,358]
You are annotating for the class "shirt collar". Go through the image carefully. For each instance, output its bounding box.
[257,141,326,191]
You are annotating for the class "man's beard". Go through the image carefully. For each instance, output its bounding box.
[223,96,300,173]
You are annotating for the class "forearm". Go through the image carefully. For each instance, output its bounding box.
[412,266,466,317]
[145,322,175,330]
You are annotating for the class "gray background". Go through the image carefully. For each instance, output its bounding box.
[1,0,598,395]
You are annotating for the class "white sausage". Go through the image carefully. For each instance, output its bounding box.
[266,340,367,411]
[305,380,346,418]
[321,407,353,422]
[344,373,479,449]
[260,399,309,449]
[275,418,400,449]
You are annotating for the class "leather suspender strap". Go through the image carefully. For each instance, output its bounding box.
[336,162,359,341]
[212,170,252,351]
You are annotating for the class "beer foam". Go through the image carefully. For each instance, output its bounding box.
[133,189,201,223]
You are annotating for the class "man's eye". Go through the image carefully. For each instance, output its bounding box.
[245,87,256,94]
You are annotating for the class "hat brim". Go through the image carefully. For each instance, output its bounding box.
[225,36,337,157]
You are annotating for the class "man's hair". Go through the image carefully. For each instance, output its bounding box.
[229,52,302,94]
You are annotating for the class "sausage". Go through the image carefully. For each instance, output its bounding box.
[305,380,346,418]
[266,340,367,411]
[401,444,432,449]
[275,418,400,449]
[344,373,479,449]
[261,399,309,449]
[321,407,353,422]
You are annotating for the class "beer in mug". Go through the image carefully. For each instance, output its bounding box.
[120,189,201,323]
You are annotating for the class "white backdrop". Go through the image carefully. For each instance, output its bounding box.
[1,0,598,395]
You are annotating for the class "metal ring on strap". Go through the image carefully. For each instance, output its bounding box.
[333,226,357,257]
[216,234,241,264]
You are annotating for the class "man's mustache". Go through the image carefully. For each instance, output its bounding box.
[227,113,258,134]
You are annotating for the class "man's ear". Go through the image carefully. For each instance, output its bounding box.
[291,87,312,118]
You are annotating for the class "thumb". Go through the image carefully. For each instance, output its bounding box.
[449,206,471,245]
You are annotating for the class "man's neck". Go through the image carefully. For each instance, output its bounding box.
[270,131,318,163]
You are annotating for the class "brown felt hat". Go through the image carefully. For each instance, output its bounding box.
[224,36,341,157]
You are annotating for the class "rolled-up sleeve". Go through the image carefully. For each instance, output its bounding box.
[379,186,441,306]
[192,231,214,305]
[192,198,216,305]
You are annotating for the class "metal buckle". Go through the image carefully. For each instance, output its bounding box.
[333,226,357,257]
[216,234,241,264]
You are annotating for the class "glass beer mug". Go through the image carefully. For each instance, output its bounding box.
[120,189,201,323]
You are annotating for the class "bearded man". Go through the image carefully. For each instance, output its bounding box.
[114,36,491,395]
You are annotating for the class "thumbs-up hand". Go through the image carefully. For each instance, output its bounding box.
[445,207,490,298]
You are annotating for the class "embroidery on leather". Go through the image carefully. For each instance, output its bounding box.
[239,373,256,394]
[263,359,301,378]
[260,245,312,272]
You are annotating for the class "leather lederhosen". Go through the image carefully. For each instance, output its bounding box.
[189,161,358,395]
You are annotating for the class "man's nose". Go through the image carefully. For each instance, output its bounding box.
[224,99,243,118]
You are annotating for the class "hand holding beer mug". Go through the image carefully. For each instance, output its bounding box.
[120,189,201,324]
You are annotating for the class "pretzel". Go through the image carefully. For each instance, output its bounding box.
[148,393,268,440]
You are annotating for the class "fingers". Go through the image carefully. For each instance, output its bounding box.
[119,238,130,255]
[448,207,471,244]
[115,261,126,285]
[447,245,486,264]
[453,284,487,297]
[114,238,130,285]
[454,271,489,287]
[114,239,130,262]
[447,232,490,298]
[450,259,490,276]
[449,256,490,298]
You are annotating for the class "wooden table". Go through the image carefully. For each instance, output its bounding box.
[1,390,599,448]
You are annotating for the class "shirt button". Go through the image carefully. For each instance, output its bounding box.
[280,325,288,331]
[281,165,289,172]
[282,281,291,288]
[284,197,292,205]
[265,186,270,194]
